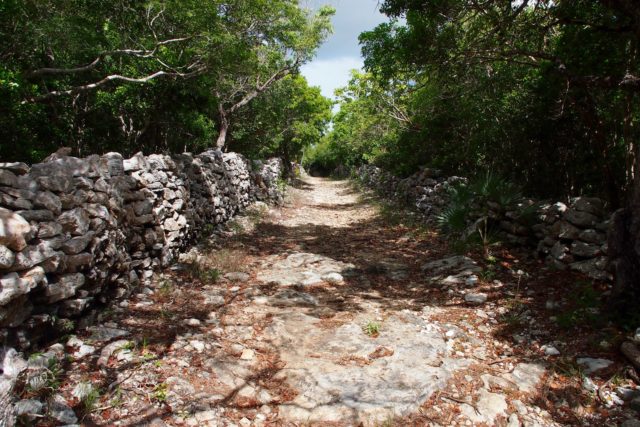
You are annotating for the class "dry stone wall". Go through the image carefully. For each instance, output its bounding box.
[358,165,612,281]
[0,150,283,348]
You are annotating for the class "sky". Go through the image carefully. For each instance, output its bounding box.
[300,0,389,101]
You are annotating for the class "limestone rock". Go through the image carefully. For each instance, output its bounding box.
[0,245,15,269]
[88,326,130,341]
[0,191,33,210]
[0,169,17,187]
[166,375,196,397]
[47,394,78,425]
[61,233,94,255]
[0,272,38,305]
[570,241,601,258]
[101,152,125,176]
[0,162,29,175]
[322,272,344,283]
[65,252,94,271]
[60,298,91,317]
[94,178,109,193]
[190,340,205,353]
[577,357,613,374]
[257,252,354,287]
[37,222,63,239]
[58,208,91,236]
[550,241,570,261]
[45,273,85,303]
[422,255,481,276]
[36,173,74,193]
[460,389,507,424]
[1,347,27,379]
[570,258,611,281]
[267,311,469,424]
[12,242,57,270]
[99,341,129,368]
[164,215,187,232]
[564,209,599,228]
[550,220,581,240]
[33,191,62,215]
[503,363,546,392]
[14,399,44,422]
[21,266,46,288]
[572,197,605,216]
[16,209,54,222]
[578,229,606,244]
[240,348,255,360]
[0,208,31,251]
[465,293,488,304]
[225,272,250,282]
[0,296,32,327]
[123,152,149,172]
[38,252,65,273]
[132,199,153,216]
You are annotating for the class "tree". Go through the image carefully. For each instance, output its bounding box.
[229,74,332,171]
[0,1,334,160]
[357,0,640,318]
[211,2,334,149]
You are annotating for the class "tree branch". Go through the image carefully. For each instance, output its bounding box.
[227,59,299,114]
[24,66,205,103]
[27,37,193,78]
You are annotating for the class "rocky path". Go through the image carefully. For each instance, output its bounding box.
[15,176,640,426]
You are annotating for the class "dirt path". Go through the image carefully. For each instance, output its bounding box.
[36,176,636,426]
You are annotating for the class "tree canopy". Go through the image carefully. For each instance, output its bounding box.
[307,0,639,206]
[0,0,334,162]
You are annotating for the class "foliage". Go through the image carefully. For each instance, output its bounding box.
[198,267,221,283]
[231,75,332,165]
[0,1,334,162]
[157,280,174,300]
[436,174,522,253]
[23,357,62,398]
[555,280,605,330]
[436,184,474,235]
[152,382,168,402]
[120,341,136,351]
[363,321,381,336]
[73,382,101,414]
[305,71,407,175]
[320,1,640,206]
[54,318,76,334]
[302,137,341,175]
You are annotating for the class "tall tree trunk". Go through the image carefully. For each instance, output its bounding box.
[216,104,229,150]
[605,5,640,320]
[214,64,296,150]
[608,137,640,319]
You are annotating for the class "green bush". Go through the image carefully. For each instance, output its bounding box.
[437,173,523,253]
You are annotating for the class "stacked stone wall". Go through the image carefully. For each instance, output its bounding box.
[357,165,611,281]
[0,150,283,348]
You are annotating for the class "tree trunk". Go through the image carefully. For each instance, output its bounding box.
[602,0,640,321]
[213,64,296,150]
[608,139,640,320]
[216,104,229,150]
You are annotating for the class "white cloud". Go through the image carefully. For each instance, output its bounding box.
[300,0,387,102]
[301,56,363,100]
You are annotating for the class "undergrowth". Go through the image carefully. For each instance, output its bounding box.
[363,321,381,337]
[437,172,526,255]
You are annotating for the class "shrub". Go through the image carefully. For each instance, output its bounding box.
[437,172,523,254]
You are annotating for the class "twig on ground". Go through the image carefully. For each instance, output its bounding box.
[441,393,480,415]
